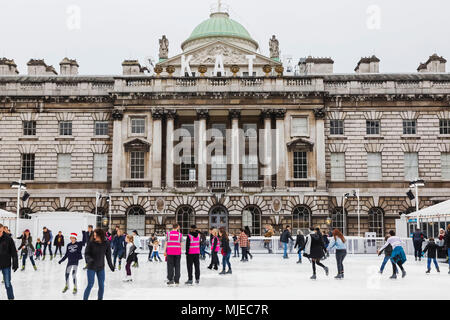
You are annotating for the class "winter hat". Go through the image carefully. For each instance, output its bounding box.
[69,233,78,241]
[24,229,30,233]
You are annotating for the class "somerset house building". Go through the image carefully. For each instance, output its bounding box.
[0,6,449,237]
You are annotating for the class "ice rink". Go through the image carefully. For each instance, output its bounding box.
[3,254,449,300]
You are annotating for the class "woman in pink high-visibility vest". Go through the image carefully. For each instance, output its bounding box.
[185,225,201,285]
[164,224,182,286]
[207,229,219,270]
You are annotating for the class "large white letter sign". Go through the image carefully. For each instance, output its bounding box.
[180,55,193,77]
[246,55,256,76]
[213,55,225,76]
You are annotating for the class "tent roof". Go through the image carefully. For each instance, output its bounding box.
[406,200,450,219]
[0,209,16,219]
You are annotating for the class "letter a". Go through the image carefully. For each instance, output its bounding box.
[180,55,193,77]
[214,55,225,76]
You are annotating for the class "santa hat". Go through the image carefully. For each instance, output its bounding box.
[69,233,78,241]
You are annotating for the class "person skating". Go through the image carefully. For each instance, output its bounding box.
[122,234,137,282]
[423,238,440,274]
[82,225,94,270]
[377,230,407,279]
[302,227,329,280]
[294,230,305,264]
[280,226,294,259]
[58,233,84,294]
[83,228,114,300]
[378,234,395,274]
[200,231,210,260]
[150,239,162,262]
[412,228,426,261]
[328,229,347,279]
[41,227,53,260]
[208,229,220,269]
[148,233,156,261]
[232,233,239,258]
[53,231,65,258]
[244,226,253,260]
[218,227,232,275]
[264,225,274,254]
[165,224,183,286]
[17,229,37,271]
[35,238,43,261]
[185,225,201,285]
[0,224,19,300]
[444,224,450,274]
[111,229,125,270]
[238,228,249,262]
[131,230,141,268]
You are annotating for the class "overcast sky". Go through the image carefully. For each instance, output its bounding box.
[1,0,449,75]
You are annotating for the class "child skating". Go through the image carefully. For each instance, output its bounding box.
[150,240,162,262]
[35,238,43,261]
[422,238,440,274]
[58,233,84,294]
[122,235,137,282]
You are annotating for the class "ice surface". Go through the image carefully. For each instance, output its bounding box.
[3,254,449,300]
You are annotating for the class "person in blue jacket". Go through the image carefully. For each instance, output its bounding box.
[58,232,85,294]
[111,229,125,270]
[412,228,426,261]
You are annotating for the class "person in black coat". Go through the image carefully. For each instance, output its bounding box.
[302,228,329,280]
[244,226,253,260]
[294,230,305,264]
[185,225,201,285]
[53,231,65,258]
[423,238,440,273]
[219,227,232,275]
[412,228,426,261]
[280,226,294,259]
[0,224,18,300]
[83,229,114,300]
[378,235,395,274]
[444,226,450,274]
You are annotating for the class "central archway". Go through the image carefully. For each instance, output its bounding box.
[209,205,229,231]
[126,205,146,235]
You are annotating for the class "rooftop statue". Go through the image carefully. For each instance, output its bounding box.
[269,35,280,60]
[159,35,169,60]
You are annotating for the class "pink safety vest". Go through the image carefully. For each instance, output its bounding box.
[214,236,221,253]
[166,230,182,256]
[188,234,200,255]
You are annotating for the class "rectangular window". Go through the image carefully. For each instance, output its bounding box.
[180,156,195,181]
[93,153,108,182]
[59,121,72,136]
[404,152,419,181]
[367,153,382,181]
[243,123,257,138]
[211,155,227,181]
[131,118,145,135]
[331,153,345,181]
[0,202,6,210]
[442,153,450,180]
[21,154,35,180]
[330,120,344,135]
[293,151,307,179]
[366,120,380,135]
[242,155,258,181]
[291,117,308,137]
[440,119,450,135]
[130,151,145,179]
[402,120,417,135]
[94,121,109,136]
[57,154,71,181]
[23,121,36,136]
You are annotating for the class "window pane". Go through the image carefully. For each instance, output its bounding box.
[367,153,382,181]
[94,153,108,182]
[181,156,195,181]
[21,154,35,180]
[130,151,145,179]
[366,120,380,135]
[242,155,258,180]
[23,121,36,136]
[131,118,145,134]
[331,153,345,181]
[291,117,308,136]
[211,155,227,181]
[211,124,226,138]
[57,154,71,181]
[402,120,417,135]
[293,151,307,179]
[404,152,418,181]
[95,121,109,136]
[180,124,195,137]
[330,120,344,135]
[439,119,450,135]
[59,121,72,136]
[442,153,450,180]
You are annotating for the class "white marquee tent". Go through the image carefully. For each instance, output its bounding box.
[406,200,450,220]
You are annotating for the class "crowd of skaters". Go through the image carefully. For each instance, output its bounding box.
[1,221,450,300]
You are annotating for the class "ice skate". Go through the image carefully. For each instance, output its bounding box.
[226,269,232,274]
[50,255,53,261]
[73,287,77,294]
[185,280,193,286]
[167,280,175,286]
[401,270,406,278]
[334,274,342,280]
[390,273,397,279]
[33,265,37,271]
[195,280,200,285]
[219,270,226,275]
[62,286,69,293]
[324,266,329,276]
[21,266,25,271]
[436,267,440,273]
[296,260,302,264]
[426,269,430,274]
[310,274,317,280]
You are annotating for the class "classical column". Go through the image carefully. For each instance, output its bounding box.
[111,109,124,190]
[152,109,164,190]
[314,108,327,190]
[229,110,241,191]
[165,110,176,190]
[261,109,273,191]
[196,109,209,191]
[274,109,287,190]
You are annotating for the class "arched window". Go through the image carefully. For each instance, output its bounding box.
[126,206,146,235]
[55,207,69,212]
[330,207,347,235]
[242,206,262,236]
[368,207,384,237]
[19,208,33,220]
[292,205,311,234]
[176,205,195,236]
[209,205,228,231]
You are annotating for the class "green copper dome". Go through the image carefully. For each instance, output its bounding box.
[182,12,259,50]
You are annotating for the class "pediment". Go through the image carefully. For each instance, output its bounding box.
[287,138,314,151]
[158,40,281,67]
[124,138,151,152]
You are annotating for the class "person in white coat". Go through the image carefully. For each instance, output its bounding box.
[131,230,141,268]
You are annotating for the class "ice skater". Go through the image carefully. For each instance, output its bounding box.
[58,233,84,294]
[150,239,162,262]
[0,223,18,300]
[164,224,183,286]
[232,233,239,258]
[422,238,440,274]
[41,227,53,260]
[328,229,347,279]
[53,231,65,258]
[294,230,305,264]
[280,226,294,259]
[378,234,395,274]
[377,230,407,279]
[123,234,137,282]
[112,229,125,270]
[244,226,253,260]
[185,225,201,285]
[302,227,329,280]
[148,233,156,261]
[200,231,210,260]
[35,238,42,260]
[412,228,426,261]
[219,227,232,275]
[208,229,220,270]
[131,230,141,268]
[17,229,37,271]
[238,228,248,262]
[444,224,450,274]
